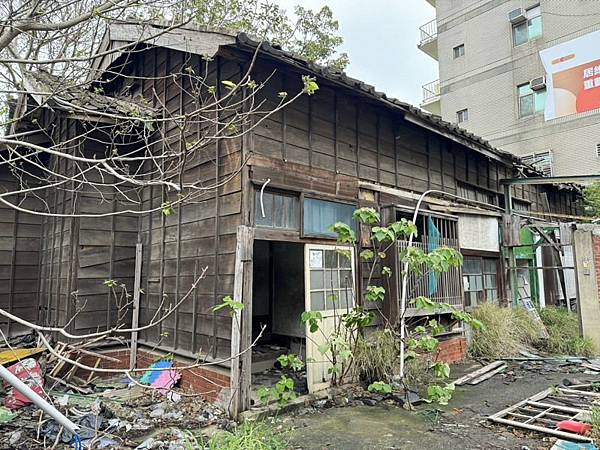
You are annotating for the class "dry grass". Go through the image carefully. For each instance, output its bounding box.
[470,303,542,358]
[352,328,400,385]
[538,307,596,357]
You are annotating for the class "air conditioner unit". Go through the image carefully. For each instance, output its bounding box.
[530,76,546,91]
[509,8,527,24]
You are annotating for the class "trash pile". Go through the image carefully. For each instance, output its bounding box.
[0,334,231,449]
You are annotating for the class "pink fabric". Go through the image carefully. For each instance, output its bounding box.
[152,369,181,394]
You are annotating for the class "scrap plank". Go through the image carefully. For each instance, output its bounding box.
[0,347,45,365]
[468,363,507,385]
[454,361,505,386]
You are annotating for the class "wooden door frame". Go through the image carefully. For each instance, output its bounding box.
[304,243,356,393]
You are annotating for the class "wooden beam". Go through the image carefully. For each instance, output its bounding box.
[229,225,254,418]
[129,242,143,370]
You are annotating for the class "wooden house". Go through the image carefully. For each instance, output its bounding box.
[0,23,582,412]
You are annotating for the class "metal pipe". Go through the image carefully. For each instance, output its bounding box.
[0,364,79,435]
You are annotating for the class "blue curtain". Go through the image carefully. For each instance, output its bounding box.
[427,217,440,295]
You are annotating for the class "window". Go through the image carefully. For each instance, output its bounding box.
[513,5,542,46]
[463,257,499,307]
[453,44,465,59]
[457,182,499,206]
[596,143,600,158]
[303,198,356,238]
[308,247,354,311]
[518,83,546,117]
[521,150,553,176]
[255,189,299,230]
[456,108,469,123]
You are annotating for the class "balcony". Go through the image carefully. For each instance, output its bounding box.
[420,79,441,115]
[418,19,438,60]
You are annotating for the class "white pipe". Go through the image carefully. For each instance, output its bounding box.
[259,178,271,218]
[0,364,79,435]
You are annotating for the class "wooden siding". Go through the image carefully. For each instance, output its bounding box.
[0,170,43,336]
[135,48,240,359]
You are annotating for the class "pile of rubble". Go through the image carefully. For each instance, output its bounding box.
[0,335,232,449]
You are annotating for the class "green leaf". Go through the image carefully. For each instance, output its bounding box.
[432,362,451,379]
[317,343,330,355]
[328,222,356,244]
[365,285,385,303]
[368,381,392,394]
[360,249,374,261]
[302,75,319,95]
[352,207,380,225]
[382,266,392,277]
[213,296,244,314]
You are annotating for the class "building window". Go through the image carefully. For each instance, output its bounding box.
[596,143,600,158]
[255,189,299,230]
[518,83,546,117]
[303,198,356,238]
[456,108,469,123]
[521,150,553,176]
[513,5,542,46]
[457,182,499,206]
[463,257,499,307]
[453,44,465,59]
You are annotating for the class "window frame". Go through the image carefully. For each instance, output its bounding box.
[518,83,547,118]
[301,195,358,239]
[463,255,501,307]
[253,187,301,231]
[453,44,465,59]
[456,108,469,123]
[512,5,542,46]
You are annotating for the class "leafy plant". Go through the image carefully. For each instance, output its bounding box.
[257,354,304,407]
[426,383,455,406]
[194,0,348,70]
[318,207,478,405]
[213,295,244,315]
[583,181,600,217]
[187,420,288,450]
[368,381,392,394]
[257,375,297,406]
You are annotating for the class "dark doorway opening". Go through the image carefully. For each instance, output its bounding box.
[251,240,308,401]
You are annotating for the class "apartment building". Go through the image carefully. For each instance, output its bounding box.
[419,0,600,177]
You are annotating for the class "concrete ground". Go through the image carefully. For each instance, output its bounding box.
[283,360,600,450]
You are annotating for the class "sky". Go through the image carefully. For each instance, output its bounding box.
[271,0,438,106]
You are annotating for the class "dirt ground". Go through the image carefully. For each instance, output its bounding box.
[283,359,600,450]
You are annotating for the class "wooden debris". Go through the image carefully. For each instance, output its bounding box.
[581,362,600,372]
[467,363,507,385]
[488,386,597,443]
[454,361,505,386]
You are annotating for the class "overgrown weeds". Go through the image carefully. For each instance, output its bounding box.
[352,329,399,385]
[538,307,596,356]
[185,420,289,450]
[590,406,600,439]
[470,303,541,358]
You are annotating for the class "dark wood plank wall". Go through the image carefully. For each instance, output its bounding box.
[37,114,138,336]
[136,48,241,359]
[248,58,579,217]
[74,124,138,334]
[0,169,43,336]
[39,116,77,330]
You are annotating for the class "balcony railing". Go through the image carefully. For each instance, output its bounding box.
[419,19,438,46]
[422,79,440,104]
